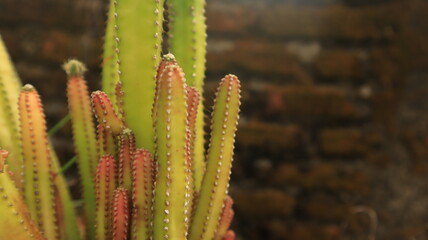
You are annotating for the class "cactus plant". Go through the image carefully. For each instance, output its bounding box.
[0,0,241,240]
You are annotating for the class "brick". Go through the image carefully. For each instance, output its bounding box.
[289,223,342,240]
[2,28,101,67]
[207,39,311,80]
[0,0,105,28]
[269,164,302,186]
[261,3,400,40]
[206,2,258,34]
[236,121,302,150]
[319,128,367,156]
[261,85,366,121]
[233,189,295,217]
[303,163,369,193]
[315,50,363,79]
[303,194,350,221]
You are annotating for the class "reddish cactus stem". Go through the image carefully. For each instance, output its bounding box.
[214,196,234,240]
[131,149,154,240]
[112,188,129,240]
[186,86,202,192]
[0,149,7,172]
[97,124,117,159]
[95,155,117,240]
[118,129,136,192]
[92,90,125,135]
[222,230,236,240]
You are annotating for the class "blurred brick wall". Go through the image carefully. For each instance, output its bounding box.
[2,0,428,239]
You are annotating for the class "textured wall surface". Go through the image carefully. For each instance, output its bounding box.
[2,0,428,239]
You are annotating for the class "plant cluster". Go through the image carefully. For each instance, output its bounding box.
[0,0,241,239]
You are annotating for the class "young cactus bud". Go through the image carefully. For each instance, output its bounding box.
[214,196,234,240]
[95,155,117,240]
[189,75,241,240]
[19,84,59,240]
[92,90,125,135]
[0,150,46,240]
[97,124,117,159]
[118,129,136,192]
[152,54,178,124]
[152,63,192,239]
[63,59,97,238]
[131,149,154,240]
[186,86,204,192]
[112,188,129,240]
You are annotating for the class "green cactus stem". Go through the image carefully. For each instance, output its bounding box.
[92,90,125,135]
[112,188,129,240]
[186,86,203,192]
[214,196,234,240]
[131,149,154,240]
[95,155,117,240]
[118,129,135,192]
[18,84,59,240]
[114,0,165,152]
[0,35,22,188]
[102,0,120,107]
[152,63,192,240]
[63,59,98,239]
[189,75,241,240]
[168,0,207,196]
[0,150,46,240]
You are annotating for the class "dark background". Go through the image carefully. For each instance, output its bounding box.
[2,0,428,239]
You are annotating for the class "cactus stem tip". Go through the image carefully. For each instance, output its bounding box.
[63,59,87,76]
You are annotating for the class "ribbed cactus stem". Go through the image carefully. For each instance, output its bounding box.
[92,90,125,135]
[214,196,234,240]
[189,75,241,240]
[115,0,165,152]
[131,149,154,240]
[169,0,208,196]
[102,0,120,106]
[112,188,129,240]
[186,86,203,192]
[118,129,135,192]
[153,64,192,240]
[97,124,117,159]
[64,59,97,239]
[0,150,46,240]
[95,155,117,240]
[0,35,22,188]
[19,84,59,240]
